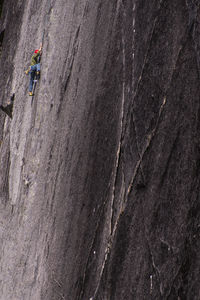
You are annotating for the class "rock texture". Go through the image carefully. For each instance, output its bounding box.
[0,0,200,299]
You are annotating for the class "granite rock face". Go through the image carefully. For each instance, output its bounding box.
[0,0,200,299]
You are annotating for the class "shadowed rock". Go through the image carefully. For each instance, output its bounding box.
[0,93,15,118]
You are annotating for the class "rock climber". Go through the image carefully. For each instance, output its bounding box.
[25,45,42,96]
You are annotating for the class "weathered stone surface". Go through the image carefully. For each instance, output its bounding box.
[0,0,200,299]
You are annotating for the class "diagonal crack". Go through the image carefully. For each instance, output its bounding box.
[63,25,80,92]
[127,95,167,197]
[133,0,165,103]
[128,14,192,197]
[89,2,127,298]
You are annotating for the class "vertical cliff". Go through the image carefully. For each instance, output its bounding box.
[0,0,200,299]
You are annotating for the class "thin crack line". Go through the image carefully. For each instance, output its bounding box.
[91,4,168,297]
[128,20,190,197]
[78,192,110,300]
[91,2,126,298]
[140,193,162,297]
[131,0,166,171]
[127,95,167,197]
[132,0,165,103]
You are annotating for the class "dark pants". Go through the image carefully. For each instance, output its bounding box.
[29,63,40,92]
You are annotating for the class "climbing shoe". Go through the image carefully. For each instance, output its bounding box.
[29,92,33,96]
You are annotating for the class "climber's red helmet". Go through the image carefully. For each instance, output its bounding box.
[34,49,39,54]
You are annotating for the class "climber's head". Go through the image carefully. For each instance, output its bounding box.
[34,49,39,54]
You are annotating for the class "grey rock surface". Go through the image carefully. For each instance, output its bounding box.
[0,0,200,299]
